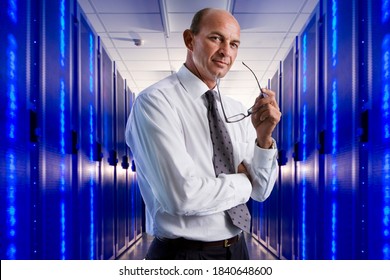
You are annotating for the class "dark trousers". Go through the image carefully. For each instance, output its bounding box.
[145,234,249,260]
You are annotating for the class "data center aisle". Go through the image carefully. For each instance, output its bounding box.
[117,233,277,260]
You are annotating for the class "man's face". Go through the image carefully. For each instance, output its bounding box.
[190,10,241,85]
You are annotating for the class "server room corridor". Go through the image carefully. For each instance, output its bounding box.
[1,0,390,261]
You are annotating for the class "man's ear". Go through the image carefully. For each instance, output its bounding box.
[183,29,194,51]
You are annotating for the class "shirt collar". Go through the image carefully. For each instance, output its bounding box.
[176,64,211,100]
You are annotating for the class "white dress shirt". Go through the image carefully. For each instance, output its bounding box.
[125,65,278,242]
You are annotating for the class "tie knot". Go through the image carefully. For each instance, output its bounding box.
[205,90,219,111]
[205,90,217,104]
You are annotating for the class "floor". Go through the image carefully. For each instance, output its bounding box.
[117,233,278,260]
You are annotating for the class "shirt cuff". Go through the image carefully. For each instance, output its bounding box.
[253,141,278,169]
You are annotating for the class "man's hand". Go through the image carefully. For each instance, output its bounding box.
[250,88,281,148]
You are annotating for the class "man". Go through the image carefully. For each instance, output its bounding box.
[125,8,281,260]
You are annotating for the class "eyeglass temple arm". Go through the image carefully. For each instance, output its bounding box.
[242,61,265,95]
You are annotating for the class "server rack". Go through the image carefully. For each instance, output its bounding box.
[39,0,74,260]
[0,0,143,260]
[98,42,116,260]
[366,0,390,260]
[0,0,34,260]
[279,40,298,260]
[267,67,282,257]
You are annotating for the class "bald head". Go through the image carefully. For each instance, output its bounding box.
[190,8,240,35]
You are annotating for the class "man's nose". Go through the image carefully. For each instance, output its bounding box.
[218,42,231,57]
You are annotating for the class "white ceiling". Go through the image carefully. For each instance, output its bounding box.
[78,0,318,107]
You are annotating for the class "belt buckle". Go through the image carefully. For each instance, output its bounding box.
[224,239,231,248]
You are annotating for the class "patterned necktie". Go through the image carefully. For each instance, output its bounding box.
[205,90,251,233]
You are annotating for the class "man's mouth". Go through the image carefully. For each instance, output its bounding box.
[213,59,229,66]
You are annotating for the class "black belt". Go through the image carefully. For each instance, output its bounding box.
[157,234,241,249]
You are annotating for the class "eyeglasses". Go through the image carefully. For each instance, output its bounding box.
[216,62,266,123]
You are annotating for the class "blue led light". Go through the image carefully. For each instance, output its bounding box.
[383,36,390,140]
[302,105,307,260]
[383,154,390,259]
[6,31,17,259]
[331,203,337,255]
[303,34,307,93]
[89,33,95,260]
[332,81,338,155]
[383,0,390,24]
[332,0,338,67]
[61,202,66,258]
[60,80,66,154]
[330,0,338,260]
[6,152,16,259]
[7,35,17,140]
[331,81,338,260]
[59,0,67,259]
[89,35,94,94]
[8,0,17,24]
[60,0,65,67]
[382,34,390,260]
[301,32,308,260]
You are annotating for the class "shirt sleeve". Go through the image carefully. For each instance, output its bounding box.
[222,97,278,202]
[248,142,279,201]
[125,91,252,217]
